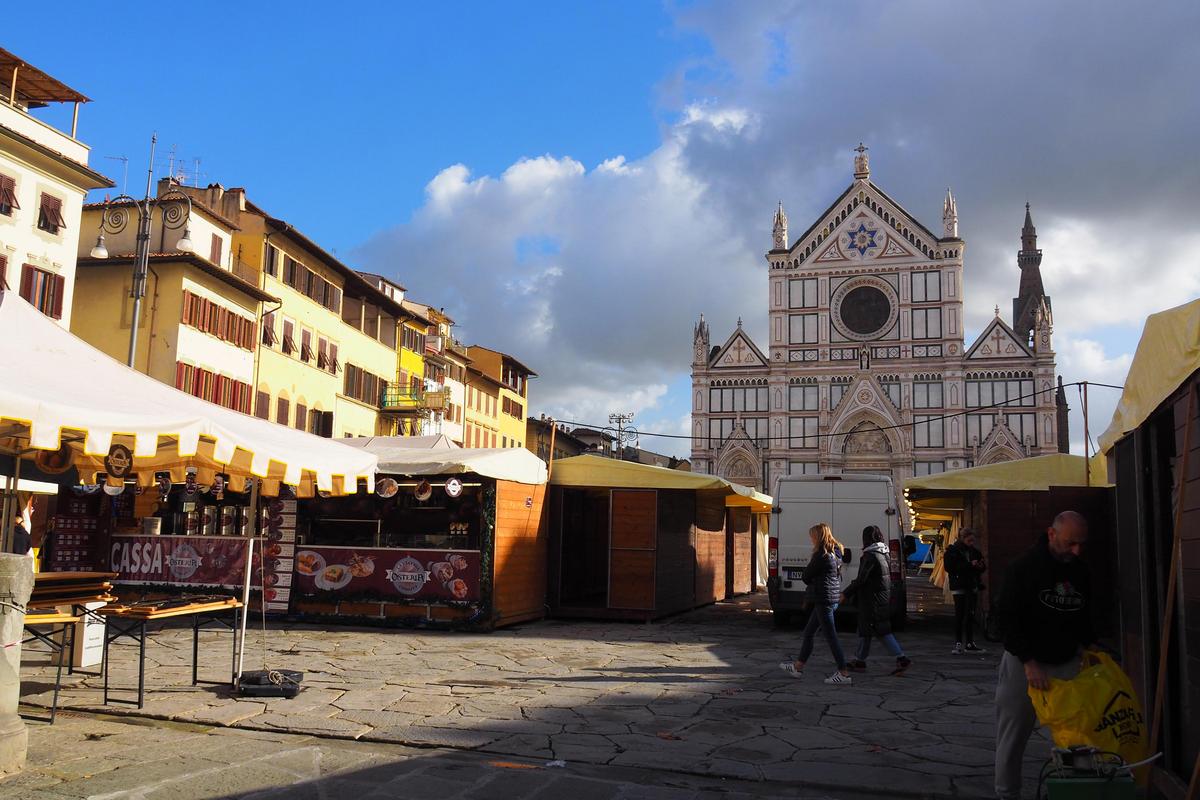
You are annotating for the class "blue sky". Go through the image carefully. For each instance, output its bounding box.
[8,1,1198,458]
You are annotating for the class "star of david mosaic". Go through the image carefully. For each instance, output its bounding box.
[846,223,878,256]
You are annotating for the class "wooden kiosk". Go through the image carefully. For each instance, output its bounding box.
[546,455,770,621]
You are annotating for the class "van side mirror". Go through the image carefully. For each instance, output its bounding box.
[842,548,853,564]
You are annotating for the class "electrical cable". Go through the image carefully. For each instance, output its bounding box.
[551,379,1124,443]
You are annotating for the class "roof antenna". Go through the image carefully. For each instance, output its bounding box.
[104,155,129,195]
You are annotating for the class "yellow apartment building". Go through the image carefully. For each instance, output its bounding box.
[463,367,502,449]
[466,346,535,448]
[74,190,272,413]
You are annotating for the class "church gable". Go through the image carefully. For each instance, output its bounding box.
[976,417,1028,463]
[966,317,1034,361]
[710,328,768,369]
[827,376,903,436]
[789,184,942,267]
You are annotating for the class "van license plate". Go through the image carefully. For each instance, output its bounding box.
[787,569,805,581]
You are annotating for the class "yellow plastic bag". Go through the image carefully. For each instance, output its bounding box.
[1029,650,1147,768]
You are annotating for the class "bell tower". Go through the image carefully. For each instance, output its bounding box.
[771,201,788,251]
[1012,203,1049,344]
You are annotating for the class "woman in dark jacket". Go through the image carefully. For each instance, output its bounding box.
[779,523,852,685]
[943,527,987,653]
[843,525,911,674]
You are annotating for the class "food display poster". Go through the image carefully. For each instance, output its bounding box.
[261,498,297,612]
[294,547,481,603]
[111,534,261,589]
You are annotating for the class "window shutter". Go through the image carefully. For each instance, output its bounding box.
[0,174,19,212]
[328,343,339,373]
[277,397,290,426]
[0,254,7,290]
[209,234,222,264]
[295,404,307,430]
[50,274,64,319]
[319,411,334,438]
[256,390,270,419]
[19,264,34,301]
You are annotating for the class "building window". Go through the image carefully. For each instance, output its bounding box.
[209,234,223,265]
[911,271,941,302]
[264,244,279,277]
[709,386,768,413]
[967,412,1036,447]
[789,417,818,449]
[788,383,819,411]
[914,461,945,477]
[708,417,768,449]
[878,376,901,408]
[830,378,851,409]
[180,290,255,350]
[283,256,298,288]
[262,312,277,347]
[19,264,65,319]
[966,378,1036,408]
[328,342,339,374]
[0,174,19,216]
[912,308,942,339]
[913,414,944,448]
[913,381,944,409]
[788,278,817,309]
[276,397,290,426]
[788,461,819,475]
[37,194,66,235]
[255,391,270,420]
[344,364,387,407]
[294,403,308,431]
[300,329,314,362]
[789,313,819,344]
[402,326,425,353]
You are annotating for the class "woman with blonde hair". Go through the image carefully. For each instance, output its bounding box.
[779,522,852,685]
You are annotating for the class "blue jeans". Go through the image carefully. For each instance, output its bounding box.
[798,603,846,669]
[856,633,905,661]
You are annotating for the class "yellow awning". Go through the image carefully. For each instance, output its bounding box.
[903,453,1110,493]
[1098,297,1200,453]
[550,454,772,510]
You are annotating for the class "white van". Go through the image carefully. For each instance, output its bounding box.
[767,474,907,628]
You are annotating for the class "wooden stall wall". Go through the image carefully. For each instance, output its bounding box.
[492,480,548,627]
[693,490,727,606]
[609,490,656,611]
[1175,380,1200,791]
[725,507,752,597]
[656,490,697,616]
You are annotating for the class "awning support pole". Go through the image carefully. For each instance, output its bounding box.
[1150,384,1196,758]
[235,478,260,687]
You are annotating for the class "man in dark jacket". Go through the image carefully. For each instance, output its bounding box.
[943,528,986,654]
[10,511,31,556]
[843,526,911,675]
[994,510,1094,800]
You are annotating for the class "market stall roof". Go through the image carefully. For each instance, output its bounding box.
[0,291,376,496]
[1098,297,1200,454]
[903,453,1110,494]
[550,455,772,510]
[341,434,459,451]
[348,442,547,485]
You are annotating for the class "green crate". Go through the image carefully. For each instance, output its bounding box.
[1044,774,1136,800]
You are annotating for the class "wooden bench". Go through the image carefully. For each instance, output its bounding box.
[23,611,82,723]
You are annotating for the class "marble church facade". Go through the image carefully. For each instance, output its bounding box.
[690,148,1069,492]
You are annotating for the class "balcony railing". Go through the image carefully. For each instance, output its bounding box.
[380,387,450,413]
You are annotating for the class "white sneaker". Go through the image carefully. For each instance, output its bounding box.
[823,672,853,685]
[779,661,803,678]
[952,642,964,655]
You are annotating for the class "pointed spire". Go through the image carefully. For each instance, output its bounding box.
[771,201,788,250]
[736,316,743,329]
[693,312,710,366]
[1021,202,1037,250]
[943,187,959,238]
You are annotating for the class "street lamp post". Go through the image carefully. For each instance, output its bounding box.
[89,134,195,368]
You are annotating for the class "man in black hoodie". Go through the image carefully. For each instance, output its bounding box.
[993,510,1094,800]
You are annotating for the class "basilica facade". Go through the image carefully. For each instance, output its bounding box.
[690,148,1069,492]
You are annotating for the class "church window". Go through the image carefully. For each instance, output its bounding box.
[913,381,944,408]
[878,377,902,408]
[914,461,945,477]
[788,417,818,449]
[789,461,820,476]
[788,278,818,309]
[913,415,944,448]
[710,386,767,413]
[788,384,819,411]
[912,308,942,339]
[789,313,819,344]
[966,378,1035,408]
[830,379,851,409]
[709,417,767,448]
[911,271,941,302]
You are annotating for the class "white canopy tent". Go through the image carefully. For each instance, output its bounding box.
[0,291,377,498]
[0,290,379,689]
[343,439,548,485]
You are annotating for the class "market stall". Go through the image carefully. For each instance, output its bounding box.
[902,453,1114,627]
[546,455,770,621]
[0,290,378,688]
[1097,296,1200,793]
[284,440,548,630]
